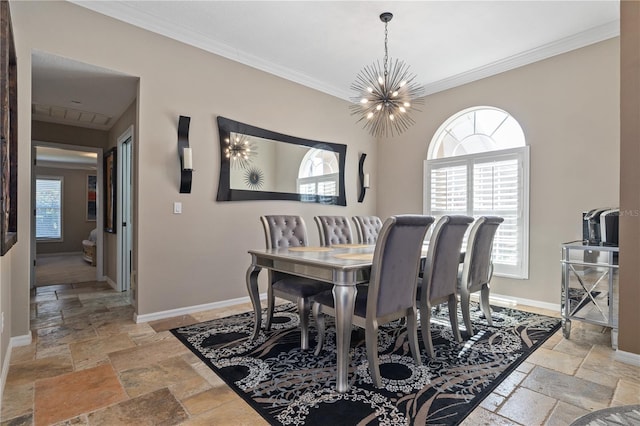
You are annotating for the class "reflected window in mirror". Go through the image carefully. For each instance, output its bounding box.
[297,148,339,199]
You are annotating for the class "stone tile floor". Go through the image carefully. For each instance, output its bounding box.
[1,282,638,425]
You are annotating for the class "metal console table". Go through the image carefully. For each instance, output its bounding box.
[561,241,619,348]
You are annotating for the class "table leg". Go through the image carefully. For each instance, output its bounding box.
[333,283,357,393]
[246,262,262,341]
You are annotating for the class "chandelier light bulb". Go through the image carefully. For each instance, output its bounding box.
[350,12,425,137]
[225,133,256,169]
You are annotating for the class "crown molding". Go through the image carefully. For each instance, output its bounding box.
[71,1,352,100]
[423,20,619,96]
[72,2,618,101]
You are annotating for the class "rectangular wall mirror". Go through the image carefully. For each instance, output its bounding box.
[216,117,347,205]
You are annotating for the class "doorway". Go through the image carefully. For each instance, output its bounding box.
[31,142,104,288]
[30,50,139,293]
[117,126,134,293]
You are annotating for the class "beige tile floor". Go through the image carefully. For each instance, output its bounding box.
[1,282,638,425]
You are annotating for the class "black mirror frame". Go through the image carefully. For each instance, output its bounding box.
[216,117,347,206]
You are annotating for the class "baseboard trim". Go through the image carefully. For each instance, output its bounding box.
[37,251,82,257]
[105,276,117,290]
[614,349,640,367]
[134,293,267,324]
[133,292,558,324]
[474,292,560,312]
[1,334,32,406]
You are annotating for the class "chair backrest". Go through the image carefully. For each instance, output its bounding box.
[260,215,309,249]
[314,215,354,246]
[422,215,474,303]
[352,216,383,244]
[367,215,435,319]
[460,216,504,291]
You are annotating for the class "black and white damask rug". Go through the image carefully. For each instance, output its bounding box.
[171,302,561,425]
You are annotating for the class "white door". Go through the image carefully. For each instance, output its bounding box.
[117,127,133,292]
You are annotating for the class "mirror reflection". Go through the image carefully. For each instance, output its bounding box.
[216,117,347,205]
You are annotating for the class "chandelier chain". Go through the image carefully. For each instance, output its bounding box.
[383,21,389,78]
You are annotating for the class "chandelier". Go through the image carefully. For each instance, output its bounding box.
[224,133,256,169]
[350,12,425,138]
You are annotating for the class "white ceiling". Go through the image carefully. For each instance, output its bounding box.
[33,1,620,132]
[32,50,139,131]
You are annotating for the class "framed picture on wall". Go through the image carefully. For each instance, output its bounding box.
[1,1,18,256]
[86,174,97,221]
[104,148,117,233]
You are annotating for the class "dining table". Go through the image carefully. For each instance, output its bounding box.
[246,243,436,393]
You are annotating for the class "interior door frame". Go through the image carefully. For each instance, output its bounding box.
[31,141,104,287]
[116,125,133,293]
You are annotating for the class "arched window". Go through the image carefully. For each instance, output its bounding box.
[297,148,339,197]
[424,106,529,279]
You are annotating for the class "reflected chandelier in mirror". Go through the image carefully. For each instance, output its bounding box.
[216,117,347,205]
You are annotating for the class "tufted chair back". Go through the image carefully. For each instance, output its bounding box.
[260,215,309,249]
[352,216,384,244]
[314,215,354,246]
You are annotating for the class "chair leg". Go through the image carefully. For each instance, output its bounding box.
[407,308,421,366]
[265,284,275,331]
[480,285,493,326]
[460,290,474,336]
[420,305,435,358]
[365,322,382,387]
[448,295,462,342]
[312,302,325,356]
[298,297,310,350]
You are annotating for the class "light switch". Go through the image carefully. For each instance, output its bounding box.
[173,202,182,214]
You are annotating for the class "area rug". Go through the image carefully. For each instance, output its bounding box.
[171,302,561,425]
[570,404,640,425]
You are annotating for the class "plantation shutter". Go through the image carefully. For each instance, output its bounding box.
[429,165,467,214]
[36,177,63,240]
[425,147,529,278]
[297,173,338,197]
[473,158,521,269]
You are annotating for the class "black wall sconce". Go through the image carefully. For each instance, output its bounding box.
[178,115,192,194]
[358,153,370,203]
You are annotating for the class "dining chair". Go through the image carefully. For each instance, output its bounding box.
[352,215,383,244]
[311,214,435,387]
[314,215,354,246]
[418,215,474,358]
[458,216,504,335]
[259,215,332,350]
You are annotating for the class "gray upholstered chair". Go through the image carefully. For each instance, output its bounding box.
[314,215,354,246]
[311,215,435,387]
[260,215,332,349]
[458,216,504,335]
[352,215,383,244]
[418,215,473,358]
